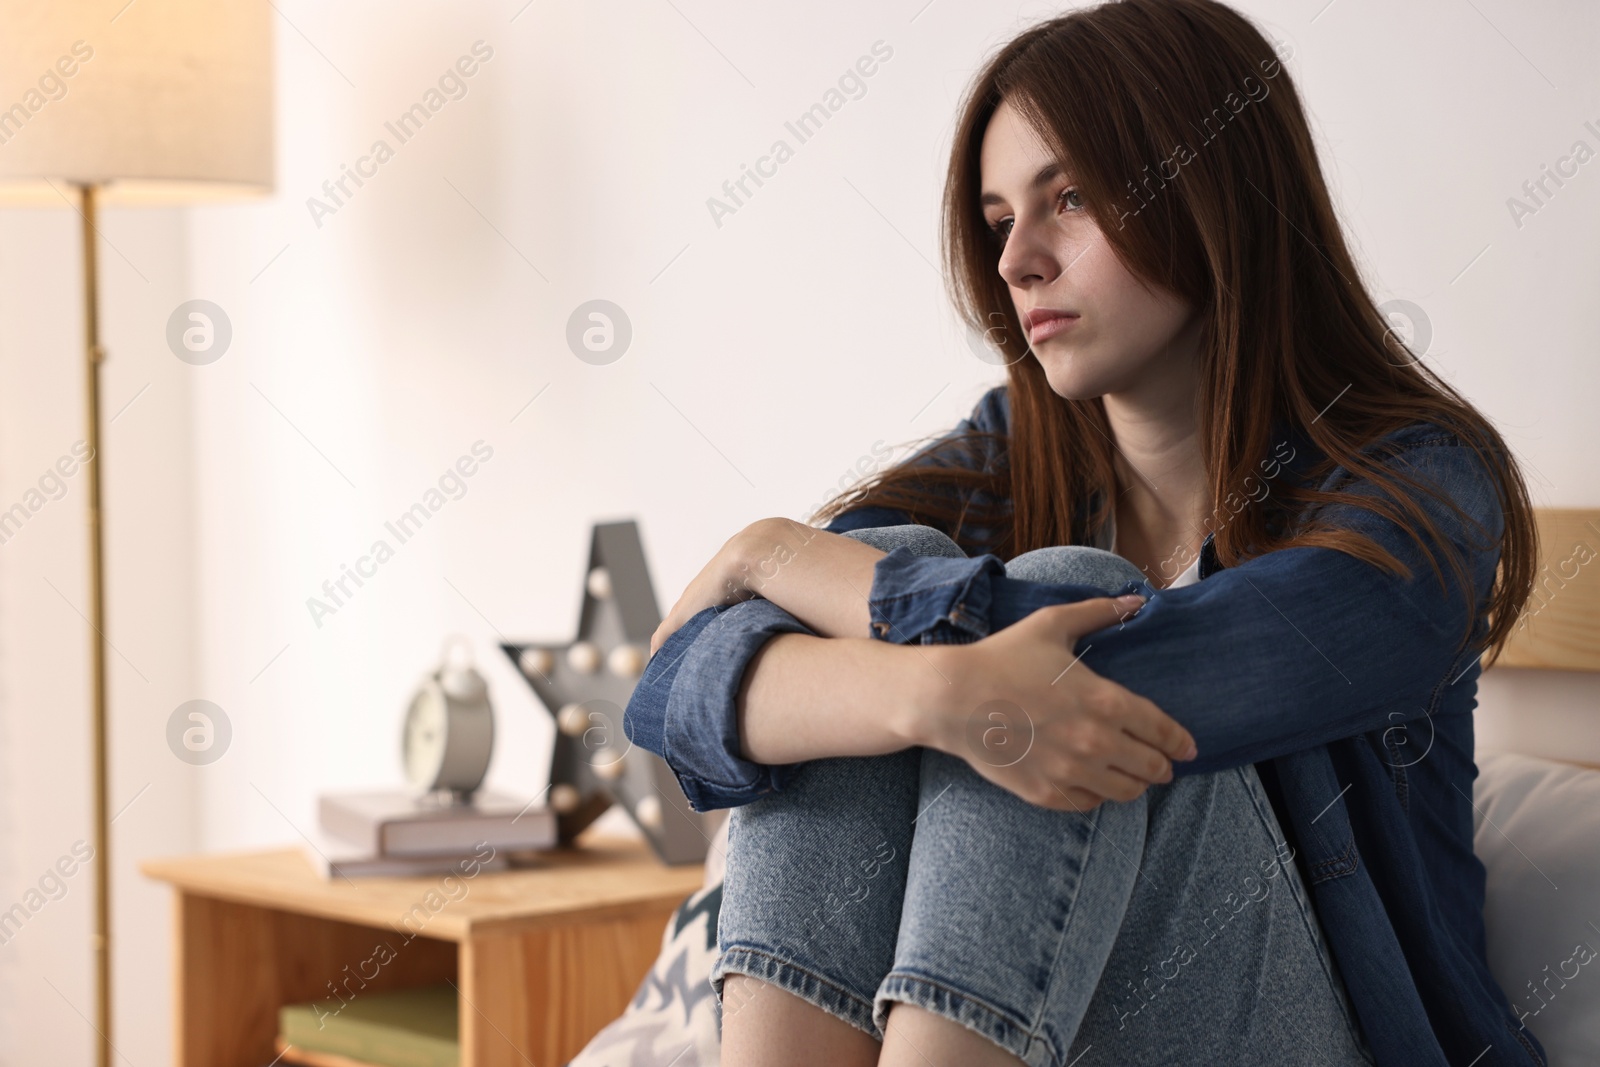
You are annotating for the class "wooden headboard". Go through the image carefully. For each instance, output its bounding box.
[1497,508,1600,672]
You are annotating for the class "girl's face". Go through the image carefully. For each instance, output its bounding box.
[978,99,1200,402]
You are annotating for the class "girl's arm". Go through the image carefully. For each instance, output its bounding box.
[625,494,973,811]
[625,561,1193,813]
[731,632,927,763]
[627,597,920,811]
[872,433,1505,776]
[737,606,1195,814]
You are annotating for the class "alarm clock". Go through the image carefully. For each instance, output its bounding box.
[402,637,494,800]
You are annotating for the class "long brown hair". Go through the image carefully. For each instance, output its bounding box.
[812,0,1535,665]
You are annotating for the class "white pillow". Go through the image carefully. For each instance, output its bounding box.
[1473,749,1600,1067]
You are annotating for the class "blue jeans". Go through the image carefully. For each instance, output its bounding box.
[709,525,1374,1067]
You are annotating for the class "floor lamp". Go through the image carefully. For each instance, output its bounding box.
[0,3,273,1064]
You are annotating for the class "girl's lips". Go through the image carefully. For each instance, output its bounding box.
[1029,314,1080,343]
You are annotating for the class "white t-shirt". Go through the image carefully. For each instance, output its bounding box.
[1093,511,1202,590]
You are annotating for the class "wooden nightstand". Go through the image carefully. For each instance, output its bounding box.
[142,833,707,1067]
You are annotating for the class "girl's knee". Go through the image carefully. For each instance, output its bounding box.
[837,523,966,559]
[1005,544,1146,591]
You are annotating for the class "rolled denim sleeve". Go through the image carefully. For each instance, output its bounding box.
[867,546,1145,645]
[624,599,812,812]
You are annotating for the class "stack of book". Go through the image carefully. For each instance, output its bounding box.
[273,982,457,1067]
[309,789,557,879]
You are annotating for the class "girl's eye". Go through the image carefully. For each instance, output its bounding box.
[987,188,1084,244]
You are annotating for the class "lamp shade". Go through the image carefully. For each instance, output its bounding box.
[0,0,273,203]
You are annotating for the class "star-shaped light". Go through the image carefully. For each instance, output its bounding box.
[502,520,715,865]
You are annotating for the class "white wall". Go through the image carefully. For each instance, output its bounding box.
[1,0,1596,1063]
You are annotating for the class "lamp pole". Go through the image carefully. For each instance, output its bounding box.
[79,182,112,1067]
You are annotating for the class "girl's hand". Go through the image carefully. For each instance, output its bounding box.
[917,595,1198,812]
[649,523,765,658]
[649,518,887,657]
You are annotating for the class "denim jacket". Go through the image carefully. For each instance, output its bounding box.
[623,385,1546,1067]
